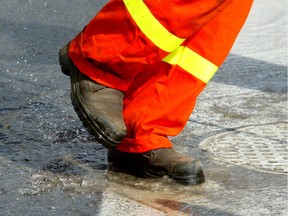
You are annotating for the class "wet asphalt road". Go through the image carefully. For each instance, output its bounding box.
[0,0,287,215]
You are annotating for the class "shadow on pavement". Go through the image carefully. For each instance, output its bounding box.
[213,53,287,93]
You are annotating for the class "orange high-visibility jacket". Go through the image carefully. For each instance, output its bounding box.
[69,0,254,153]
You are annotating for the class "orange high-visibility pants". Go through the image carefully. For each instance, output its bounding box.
[68,0,253,153]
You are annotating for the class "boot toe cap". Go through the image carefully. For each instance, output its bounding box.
[173,159,205,184]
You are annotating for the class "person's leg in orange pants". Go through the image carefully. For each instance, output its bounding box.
[118,0,254,153]
[60,0,253,183]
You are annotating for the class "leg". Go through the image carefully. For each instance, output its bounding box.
[109,0,253,183]
[59,0,235,149]
[117,0,254,153]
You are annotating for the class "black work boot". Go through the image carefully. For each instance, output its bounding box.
[108,148,205,184]
[59,44,127,149]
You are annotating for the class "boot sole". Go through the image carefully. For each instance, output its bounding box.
[59,45,120,149]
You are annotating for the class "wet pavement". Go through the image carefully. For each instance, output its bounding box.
[0,0,287,215]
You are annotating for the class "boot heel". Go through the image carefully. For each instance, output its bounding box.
[58,44,71,76]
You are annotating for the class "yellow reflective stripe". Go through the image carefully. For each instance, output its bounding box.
[162,46,218,83]
[123,0,185,52]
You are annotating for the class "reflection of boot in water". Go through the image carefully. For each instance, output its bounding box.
[59,44,127,149]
